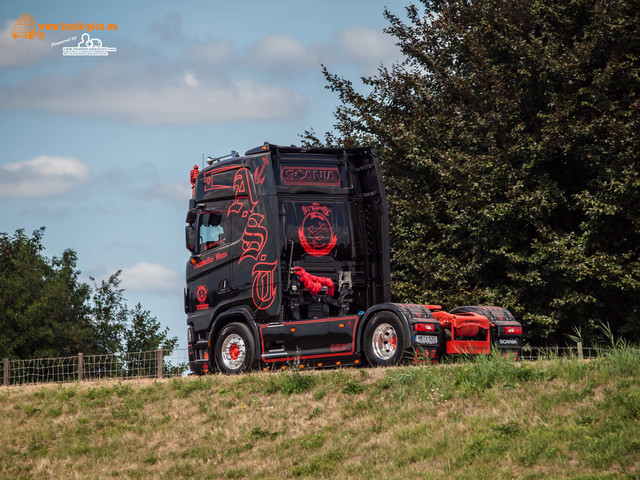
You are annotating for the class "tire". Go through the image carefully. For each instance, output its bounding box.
[213,323,255,374]
[363,313,406,366]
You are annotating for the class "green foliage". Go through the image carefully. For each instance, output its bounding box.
[0,227,93,358]
[309,0,640,343]
[89,272,129,354]
[125,303,178,353]
[0,227,178,359]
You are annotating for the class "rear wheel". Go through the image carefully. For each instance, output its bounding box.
[363,313,406,366]
[213,323,255,374]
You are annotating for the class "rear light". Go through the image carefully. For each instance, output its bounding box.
[414,323,435,332]
[504,326,522,335]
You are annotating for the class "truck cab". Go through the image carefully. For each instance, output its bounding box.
[185,143,522,373]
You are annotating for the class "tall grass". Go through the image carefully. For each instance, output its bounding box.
[2,343,639,479]
[592,323,640,378]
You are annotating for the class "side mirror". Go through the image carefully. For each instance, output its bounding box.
[185,225,196,252]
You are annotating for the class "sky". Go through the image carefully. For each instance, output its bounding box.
[0,0,409,350]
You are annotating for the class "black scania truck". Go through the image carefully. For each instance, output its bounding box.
[185,143,522,374]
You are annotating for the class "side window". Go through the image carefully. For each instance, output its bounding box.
[198,210,227,252]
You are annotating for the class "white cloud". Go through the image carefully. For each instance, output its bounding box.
[188,27,398,77]
[0,65,308,125]
[137,181,192,204]
[246,34,319,69]
[120,262,182,293]
[338,26,400,64]
[0,22,399,124]
[0,155,90,197]
[183,72,198,87]
[189,40,234,63]
[0,18,53,67]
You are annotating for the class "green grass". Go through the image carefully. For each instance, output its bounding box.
[2,347,640,479]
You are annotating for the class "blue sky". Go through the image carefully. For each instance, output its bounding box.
[0,0,408,348]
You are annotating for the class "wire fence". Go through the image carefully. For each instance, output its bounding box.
[1,343,604,387]
[2,348,189,386]
[520,345,602,361]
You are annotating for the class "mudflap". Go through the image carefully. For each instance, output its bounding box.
[412,345,443,364]
[394,304,445,364]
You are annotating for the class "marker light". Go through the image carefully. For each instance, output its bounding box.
[504,326,522,335]
[414,323,435,332]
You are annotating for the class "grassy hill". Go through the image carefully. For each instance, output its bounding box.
[2,348,639,480]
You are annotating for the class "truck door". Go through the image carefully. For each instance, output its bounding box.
[187,208,232,312]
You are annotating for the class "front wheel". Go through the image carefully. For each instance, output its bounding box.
[213,323,255,374]
[363,313,406,366]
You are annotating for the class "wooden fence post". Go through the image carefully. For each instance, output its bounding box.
[3,358,8,386]
[577,342,584,360]
[157,349,163,379]
[78,353,84,382]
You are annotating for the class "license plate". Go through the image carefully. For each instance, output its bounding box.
[415,334,438,345]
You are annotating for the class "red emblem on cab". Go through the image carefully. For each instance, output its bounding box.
[195,285,209,310]
[298,203,338,257]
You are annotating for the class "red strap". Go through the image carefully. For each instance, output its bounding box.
[293,267,335,297]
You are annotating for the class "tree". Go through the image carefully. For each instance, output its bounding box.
[310,0,640,343]
[124,303,179,377]
[89,273,129,354]
[0,228,178,358]
[90,271,179,356]
[124,303,178,353]
[0,228,93,358]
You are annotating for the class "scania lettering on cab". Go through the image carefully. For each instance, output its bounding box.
[184,143,522,374]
